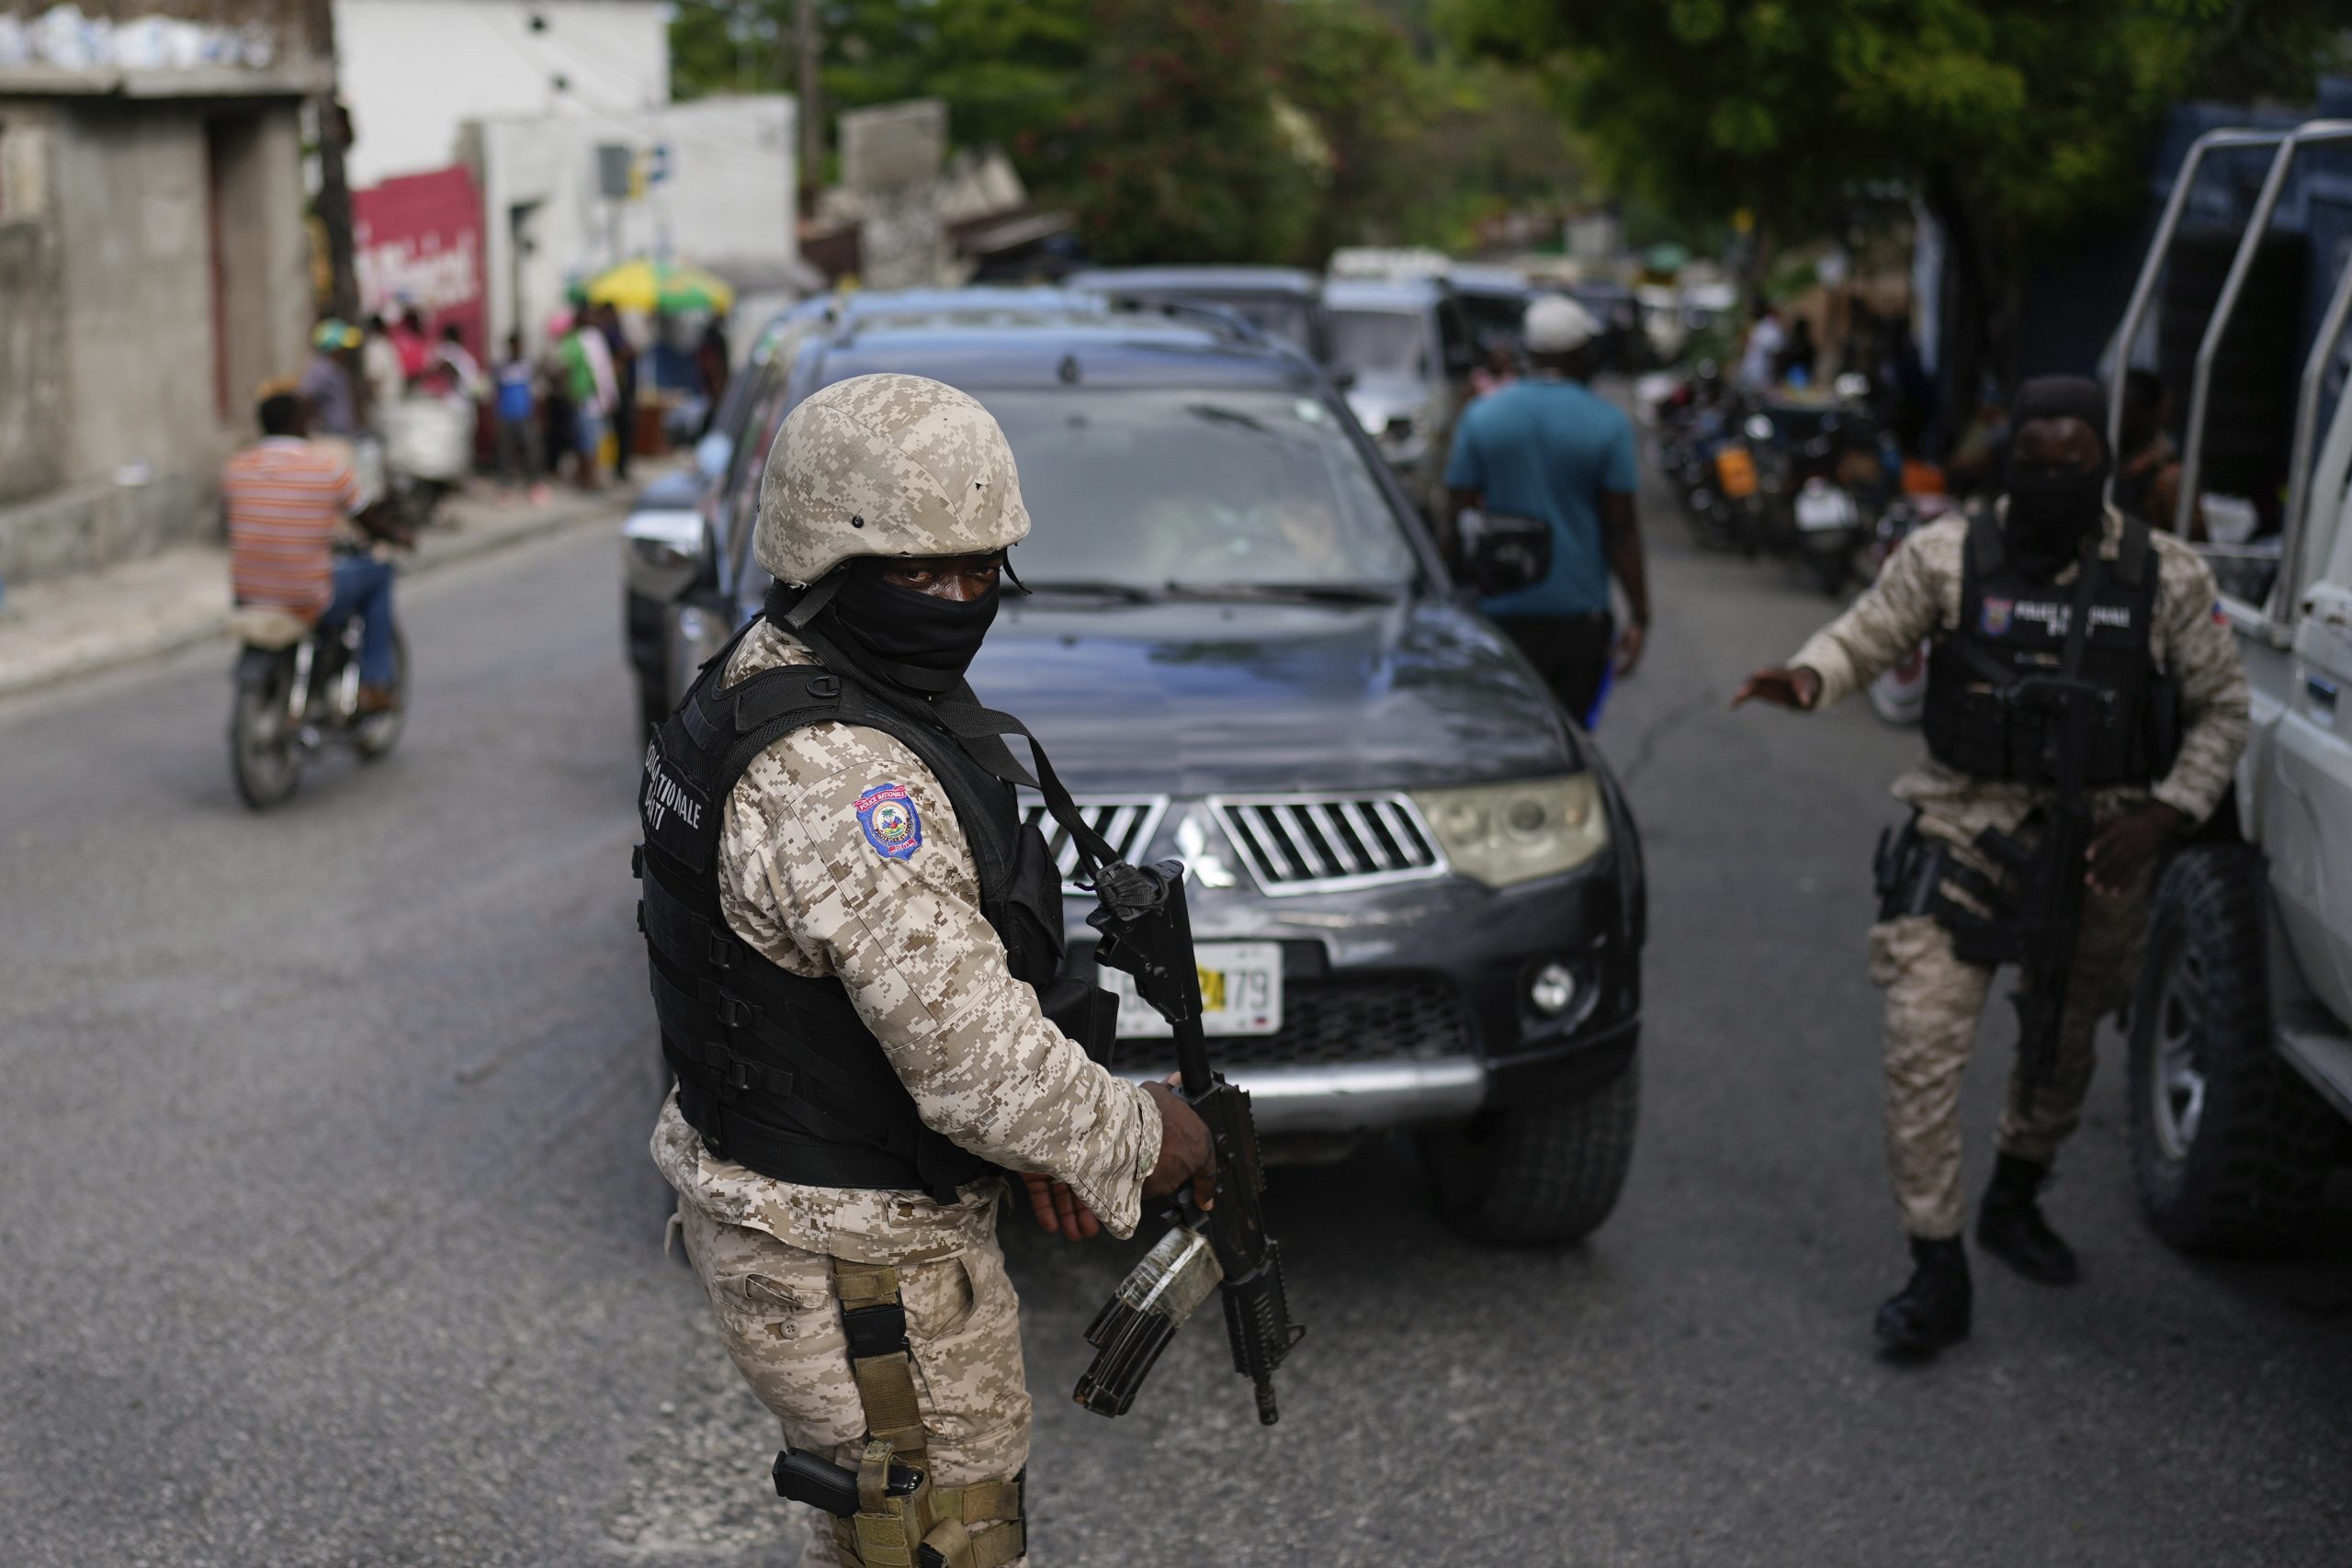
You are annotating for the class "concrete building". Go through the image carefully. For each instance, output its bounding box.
[471,94,797,349]
[0,28,324,585]
[334,0,669,186]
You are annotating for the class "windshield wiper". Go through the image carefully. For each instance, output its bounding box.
[1018,579,1161,603]
[1184,402,1299,445]
[1161,581,1403,605]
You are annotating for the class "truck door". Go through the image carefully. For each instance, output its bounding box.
[2270,483,2352,1019]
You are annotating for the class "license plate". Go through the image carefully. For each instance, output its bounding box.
[1715,446,1758,499]
[1107,942,1283,1038]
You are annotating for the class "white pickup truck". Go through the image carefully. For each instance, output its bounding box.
[2110,120,2352,1248]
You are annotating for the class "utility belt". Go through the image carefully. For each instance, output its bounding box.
[773,1258,1025,1568]
[1872,813,2038,968]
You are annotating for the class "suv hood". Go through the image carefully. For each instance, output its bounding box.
[971,596,1578,795]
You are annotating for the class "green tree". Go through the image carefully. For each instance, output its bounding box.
[1067,0,1324,263]
[1441,0,2351,400]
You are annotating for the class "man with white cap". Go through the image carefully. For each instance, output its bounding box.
[1443,293,1651,724]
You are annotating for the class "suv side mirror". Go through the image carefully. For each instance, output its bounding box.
[1456,510,1552,596]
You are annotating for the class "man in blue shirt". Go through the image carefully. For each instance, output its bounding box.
[1444,295,1650,724]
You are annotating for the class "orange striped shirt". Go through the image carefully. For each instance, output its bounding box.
[223,438,362,619]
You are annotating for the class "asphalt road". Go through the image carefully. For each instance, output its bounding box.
[3,484,2348,1568]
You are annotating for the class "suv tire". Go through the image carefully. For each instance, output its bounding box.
[2128,845,2336,1251]
[1419,1058,1637,1245]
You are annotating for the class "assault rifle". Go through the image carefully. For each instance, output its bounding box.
[1957,670,2103,1116]
[1074,859,1304,1425]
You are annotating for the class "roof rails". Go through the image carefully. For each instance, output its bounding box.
[1095,295,1267,344]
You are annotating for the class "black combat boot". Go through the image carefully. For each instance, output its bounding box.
[1874,1236,1972,1355]
[1975,1152,2079,1286]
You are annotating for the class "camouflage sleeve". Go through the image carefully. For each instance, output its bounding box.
[1788,520,1953,708]
[2150,547,2250,825]
[725,724,1163,1236]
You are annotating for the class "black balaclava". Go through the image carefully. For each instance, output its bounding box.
[2006,374,2112,578]
[823,554,1002,695]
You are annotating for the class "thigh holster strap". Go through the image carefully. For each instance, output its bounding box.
[827,1259,1026,1568]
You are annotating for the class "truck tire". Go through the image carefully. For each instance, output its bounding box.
[1419,1058,1638,1245]
[2128,845,2338,1252]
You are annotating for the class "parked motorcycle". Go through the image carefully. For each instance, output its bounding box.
[227,547,409,809]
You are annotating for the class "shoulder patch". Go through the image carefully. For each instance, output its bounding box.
[854,782,922,860]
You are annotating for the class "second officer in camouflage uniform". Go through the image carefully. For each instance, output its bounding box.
[1737,376,2247,1354]
[639,373,1215,1565]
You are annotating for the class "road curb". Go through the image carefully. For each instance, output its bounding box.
[0,495,621,703]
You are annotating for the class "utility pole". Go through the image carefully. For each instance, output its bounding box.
[305,0,359,319]
[795,0,820,216]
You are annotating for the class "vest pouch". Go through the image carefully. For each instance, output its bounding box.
[1037,975,1121,1067]
[994,823,1070,987]
[1923,670,2015,777]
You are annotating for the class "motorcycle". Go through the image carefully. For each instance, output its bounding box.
[227,544,409,809]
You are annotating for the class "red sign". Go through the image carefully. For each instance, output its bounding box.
[354,165,486,358]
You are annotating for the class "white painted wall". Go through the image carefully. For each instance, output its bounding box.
[478,95,796,350]
[336,0,669,186]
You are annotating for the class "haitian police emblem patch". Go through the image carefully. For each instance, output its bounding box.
[1980,596,2015,637]
[855,782,922,860]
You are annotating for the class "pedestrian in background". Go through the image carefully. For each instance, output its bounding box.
[695,317,731,437]
[360,314,406,429]
[493,332,548,506]
[1739,299,1787,389]
[299,320,365,441]
[1776,316,1818,387]
[1444,294,1650,727]
[598,302,639,482]
[390,305,432,382]
[538,311,576,487]
[2114,368,2199,538]
[560,311,616,491]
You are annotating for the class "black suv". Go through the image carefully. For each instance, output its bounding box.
[622,289,1645,1244]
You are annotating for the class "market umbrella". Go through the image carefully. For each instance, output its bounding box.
[583,259,736,314]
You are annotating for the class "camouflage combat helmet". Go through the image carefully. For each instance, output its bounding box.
[754,373,1031,587]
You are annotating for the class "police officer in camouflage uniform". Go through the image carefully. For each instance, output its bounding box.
[639,374,1216,1564]
[1736,376,2247,1355]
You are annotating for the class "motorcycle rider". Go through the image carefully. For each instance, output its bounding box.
[1734,376,2248,1355]
[222,381,403,712]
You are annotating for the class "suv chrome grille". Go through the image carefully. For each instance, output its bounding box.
[1211,795,1445,894]
[1019,797,1168,884]
[1118,976,1473,1066]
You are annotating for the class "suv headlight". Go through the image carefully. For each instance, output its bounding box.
[1411,774,1609,887]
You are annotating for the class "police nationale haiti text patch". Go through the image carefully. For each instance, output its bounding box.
[855,782,922,860]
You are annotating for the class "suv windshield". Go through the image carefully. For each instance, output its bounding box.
[1330,310,1428,381]
[978,388,1419,593]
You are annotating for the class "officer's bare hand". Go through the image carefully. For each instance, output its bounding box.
[1141,1080,1217,1212]
[1614,621,1647,678]
[2086,802,2188,896]
[1732,665,1820,710]
[1020,1174,1102,1241]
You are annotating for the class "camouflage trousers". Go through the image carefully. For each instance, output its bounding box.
[1867,863,2154,1239]
[675,1200,1032,1568]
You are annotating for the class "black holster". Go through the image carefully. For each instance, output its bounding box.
[1874,816,1951,922]
[1874,813,2030,966]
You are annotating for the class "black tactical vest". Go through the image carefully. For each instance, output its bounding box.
[1921,512,2180,787]
[635,626,1114,1202]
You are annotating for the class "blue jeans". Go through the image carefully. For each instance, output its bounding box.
[325,556,397,687]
